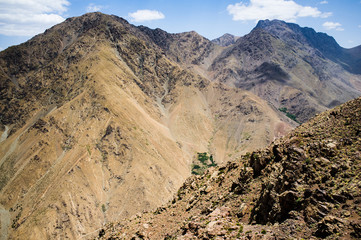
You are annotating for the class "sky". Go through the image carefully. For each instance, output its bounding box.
[0,0,360,51]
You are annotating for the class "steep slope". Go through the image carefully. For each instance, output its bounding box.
[98,96,361,240]
[0,13,291,239]
[138,26,223,81]
[208,20,361,123]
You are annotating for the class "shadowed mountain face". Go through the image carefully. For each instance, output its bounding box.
[256,19,361,74]
[0,13,293,239]
[206,21,361,123]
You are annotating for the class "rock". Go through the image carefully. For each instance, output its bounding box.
[236,203,248,218]
[209,206,231,219]
[279,191,298,215]
[330,164,339,177]
[314,157,330,166]
[314,215,343,238]
[326,142,337,149]
[342,210,351,218]
[332,194,347,203]
[206,220,226,236]
[249,152,270,177]
[350,221,361,238]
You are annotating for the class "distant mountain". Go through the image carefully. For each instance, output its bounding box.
[255,19,361,74]
[211,33,240,47]
[98,94,361,240]
[207,20,361,122]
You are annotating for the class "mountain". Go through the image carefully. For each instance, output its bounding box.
[1,13,361,239]
[139,19,361,124]
[0,13,292,239]
[98,95,361,239]
[212,33,240,47]
[205,20,361,123]
[256,19,361,74]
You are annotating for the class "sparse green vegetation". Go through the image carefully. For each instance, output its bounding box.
[191,152,217,175]
[86,145,91,156]
[279,107,299,123]
[101,204,106,212]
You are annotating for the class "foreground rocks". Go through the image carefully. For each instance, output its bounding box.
[98,97,361,239]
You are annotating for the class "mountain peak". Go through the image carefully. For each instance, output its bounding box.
[212,33,239,47]
[253,19,361,73]
[254,19,286,28]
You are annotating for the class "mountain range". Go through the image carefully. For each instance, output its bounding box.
[0,12,360,239]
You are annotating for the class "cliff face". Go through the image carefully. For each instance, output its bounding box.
[0,13,292,239]
[99,96,361,240]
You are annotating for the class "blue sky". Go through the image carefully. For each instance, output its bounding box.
[0,0,360,50]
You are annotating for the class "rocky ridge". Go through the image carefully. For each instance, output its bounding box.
[98,96,361,240]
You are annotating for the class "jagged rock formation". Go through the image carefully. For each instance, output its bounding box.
[0,13,293,239]
[212,33,240,47]
[98,96,361,240]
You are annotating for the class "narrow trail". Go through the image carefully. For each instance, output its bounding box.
[0,126,9,143]
[156,79,169,116]
[0,204,10,240]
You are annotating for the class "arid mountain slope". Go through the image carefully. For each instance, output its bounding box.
[98,96,361,240]
[0,13,291,239]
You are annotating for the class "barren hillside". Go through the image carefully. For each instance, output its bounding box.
[0,13,292,239]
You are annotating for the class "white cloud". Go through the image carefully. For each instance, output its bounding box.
[323,21,344,31]
[227,0,332,22]
[0,0,69,36]
[86,3,104,12]
[320,1,328,4]
[128,9,165,22]
[359,25,361,28]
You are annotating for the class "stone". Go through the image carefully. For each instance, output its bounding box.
[206,221,226,236]
[314,215,343,238]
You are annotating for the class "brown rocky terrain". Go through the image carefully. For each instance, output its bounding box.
[0,13,293,239]
[98,95,361,240]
